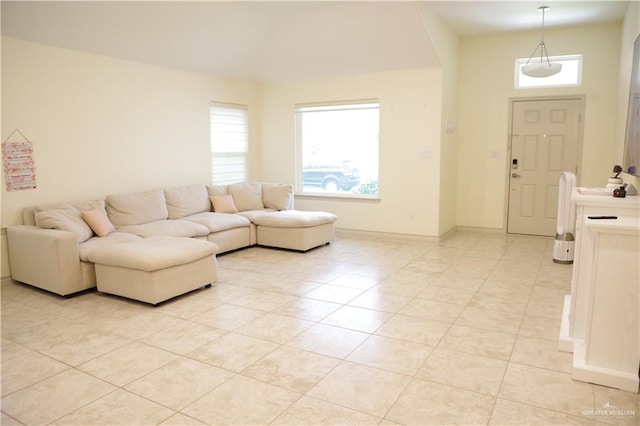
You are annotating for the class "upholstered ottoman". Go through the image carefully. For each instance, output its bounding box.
[87,236,218,305]
[253,210,337,251]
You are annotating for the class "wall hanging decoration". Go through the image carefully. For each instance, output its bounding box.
[2,129,37,191]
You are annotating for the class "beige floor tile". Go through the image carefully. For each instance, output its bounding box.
[489,398,594,425]
[593,385,640,425]
[159,412,207,425]
[272,297,341,321]
[141,321,227,355]
[376,314,450,346]
[187,332,278,372]
[399,298,464,323]
[307,361,411,418]
[328,273,380,290]
[99,310,186,340]
[154,291,222,319]
[273,395,381,425]
[371,278,430,297]
[1,341,70,396]
[417,348,507,396]
[235,312,313,343]
[242,346,339,393]
[38,329,132,366]
[304,284,364,304]
[519,314,562,340]
[0,412,22,426]
[182,374,300,425]
[499,363,595,416]
[525,286,566,320]
[321,305,392,333]
[511,336,573,373]
[287,323,370,358]
[125,358,234,410]
[431,270,486,290]
[386,378,495,425]
[259,277,323,296]
[347,335,433,375]
[439,324,516,360]
[455,306,522,334]
[191,303,264,330]
[348,289,412,313]
[1,369,116,425]
[229,289,297,311]
[78,341,179,386]
[51,389,174,425]
[416,284,476,305]
[469,288,530,314]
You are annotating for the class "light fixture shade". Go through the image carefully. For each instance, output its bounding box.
[522,61,562,78]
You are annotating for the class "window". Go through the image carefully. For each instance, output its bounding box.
[295,100,380,198]
[515,54,582,89]
[210,102,248,185]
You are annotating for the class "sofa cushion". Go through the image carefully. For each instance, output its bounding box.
[106,189,168,226]
[261,183,294,211]
[86,236,218,271]
[24,199,104,227]
[34,208,94,243]
[79,232,143,262]
[252,210,337,228]
[164,184,210,219]
[228,183,264,212]
[81,206,116,237]
[237,210,275,222]
[210,195,238,213]
[206,185,229,196]
[182,212,251,232]
[116,219,210,238]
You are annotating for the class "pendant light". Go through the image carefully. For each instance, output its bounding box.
[522,6,562,78]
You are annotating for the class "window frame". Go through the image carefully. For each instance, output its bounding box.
[209,102,249,186]
[295,99,380,200]
[514,54,583,89]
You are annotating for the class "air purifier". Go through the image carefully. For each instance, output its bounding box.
[553,172,576,264]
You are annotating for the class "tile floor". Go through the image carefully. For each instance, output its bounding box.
[1,230,638,425]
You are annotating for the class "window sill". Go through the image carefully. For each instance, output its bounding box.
[295,192,380,202]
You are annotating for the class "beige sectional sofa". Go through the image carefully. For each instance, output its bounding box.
[7,182,337,299]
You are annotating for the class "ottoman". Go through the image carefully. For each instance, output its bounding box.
[87,236,218,305]
[253,210,337,251]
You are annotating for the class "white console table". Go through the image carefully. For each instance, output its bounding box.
[559,190,640,392]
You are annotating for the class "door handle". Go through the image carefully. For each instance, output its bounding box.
[512,173,521,178]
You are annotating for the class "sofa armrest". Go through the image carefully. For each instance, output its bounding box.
[7,225,85,295]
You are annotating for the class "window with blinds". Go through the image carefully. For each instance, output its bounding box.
[210,102,248,185]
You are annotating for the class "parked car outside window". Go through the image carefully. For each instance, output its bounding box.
[302,160,360,192]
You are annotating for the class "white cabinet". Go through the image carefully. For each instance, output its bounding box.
[559,191,640,392]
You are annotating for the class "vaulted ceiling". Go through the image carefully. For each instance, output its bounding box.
[1,1,629,82]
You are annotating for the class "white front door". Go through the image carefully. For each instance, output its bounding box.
[507,98,582,236]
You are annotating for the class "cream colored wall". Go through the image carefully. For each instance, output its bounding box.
[257,69,443,236]
[457,23,622,230]
[0,37,258,277]
[417,3,460,236]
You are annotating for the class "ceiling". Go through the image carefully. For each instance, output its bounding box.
[1,1,630,83]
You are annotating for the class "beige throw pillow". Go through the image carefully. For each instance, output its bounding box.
[262,183,293,210]
[209,195,239,213]
[81,206,116,237]
[228,183,264,211]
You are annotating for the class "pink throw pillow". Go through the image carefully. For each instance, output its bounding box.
[81,207,116,237]
[210,195,238,213]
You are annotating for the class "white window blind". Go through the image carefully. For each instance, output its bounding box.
[210,103,248,185]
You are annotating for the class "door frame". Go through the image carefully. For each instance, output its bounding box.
[504,95,586,234]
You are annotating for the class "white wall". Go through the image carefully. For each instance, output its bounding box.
[257,69,443,236]
[457,23,622,230]
[0,37,258,277]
